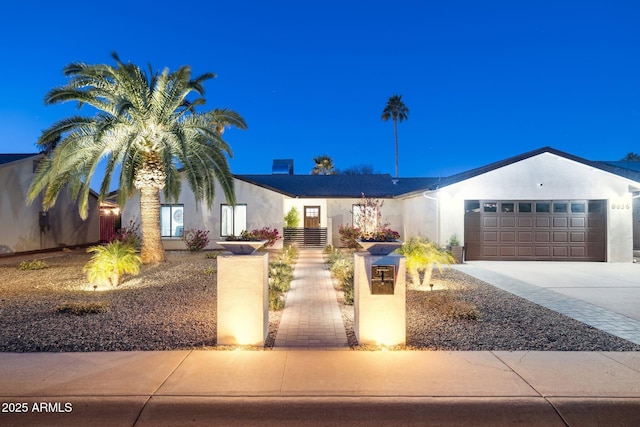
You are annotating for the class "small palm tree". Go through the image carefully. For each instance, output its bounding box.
[311,154,337,175]
[381,94,409,177]
[27,53,246,264]
[84,241,142,286]
[397,236,453,289]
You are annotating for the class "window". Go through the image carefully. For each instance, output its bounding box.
[518,202,532,213]
[501,203,514,213]
[161,205,184,237]
[352,204,378,233]
[483,202,497,212]
[221,204,247,236]
[465,200,480,213]
[553,202,567,213]
[536,202,550,213]
[588,200,606,213]
[571,202,585,213]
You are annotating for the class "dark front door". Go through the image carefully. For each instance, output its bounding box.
[304,206,320,228]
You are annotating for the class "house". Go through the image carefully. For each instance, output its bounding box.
[120,147,640,262]
[0,153,100,254]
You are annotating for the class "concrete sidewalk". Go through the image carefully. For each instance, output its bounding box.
[1,350,639,426]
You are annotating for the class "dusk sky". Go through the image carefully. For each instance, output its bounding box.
[1,1,639,188]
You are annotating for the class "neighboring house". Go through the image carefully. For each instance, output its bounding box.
[0,153,100,254]
[120,147,640,262]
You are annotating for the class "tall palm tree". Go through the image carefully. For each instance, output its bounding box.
[381,94,409,177]
[28,53,246,264]
[311,154,337,175]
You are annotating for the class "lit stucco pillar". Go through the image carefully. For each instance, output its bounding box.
[217,252,269,346]
[354,252,406,346]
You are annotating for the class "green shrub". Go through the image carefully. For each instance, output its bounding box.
[56,301,110,315]
[204,251,221,259]
[284,207,300,228]
[280,243,298,264]
[18,260,48,270]
[325,248,354,305]
[269,289,286,311]
[203,266,217,275]
[269,260,294,293]
[397,236,454,287]
[84,241,142,286]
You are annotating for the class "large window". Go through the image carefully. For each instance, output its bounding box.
[161,204,184,237]
[221,204,247,236]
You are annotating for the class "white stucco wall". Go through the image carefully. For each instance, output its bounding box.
[326,197,404,247]
[121,176,285,250]
[430,153,636,262]
[0,155,100,254]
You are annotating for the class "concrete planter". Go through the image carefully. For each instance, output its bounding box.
[358,241,403,256]
[216,240,267,255]
[450,245,464,264]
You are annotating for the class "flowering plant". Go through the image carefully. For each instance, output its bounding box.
[360,227,400,242]
[182,228,210,251]
[112,219,141,250]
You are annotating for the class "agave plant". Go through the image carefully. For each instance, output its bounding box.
[84,241,142,287]
[397,236,454,288]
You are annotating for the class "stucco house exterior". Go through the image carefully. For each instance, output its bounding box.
[120,146,640,262]
[0,153,100,254]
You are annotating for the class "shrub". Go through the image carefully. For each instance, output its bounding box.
[397,236,454,287]
[338,224,361,249]
[203,266,217,275]
[325,248,354,305]
[250,227,281,247]
[56,301,110,315]
[112,219,141,250]
[284,207,300,228]
[18,260,48,270]
[269,289,286,311]
[280,243,298,264]
[269,260,294,293]
[204,251,221,259]
[84,241,142,287]
[182,228,210,251]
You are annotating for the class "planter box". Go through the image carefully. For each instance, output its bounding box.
[450,246,464,264]
[358,241,403,256]
[216,240,267,255]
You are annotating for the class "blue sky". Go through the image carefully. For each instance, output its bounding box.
[1,1,639,188]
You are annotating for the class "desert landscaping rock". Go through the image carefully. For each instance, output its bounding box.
[1,249,638,352]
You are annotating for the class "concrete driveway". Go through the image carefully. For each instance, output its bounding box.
[454,261,640,344]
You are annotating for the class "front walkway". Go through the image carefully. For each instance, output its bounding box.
[273,249,349,350]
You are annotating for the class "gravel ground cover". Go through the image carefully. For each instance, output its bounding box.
[337,268,640,351]
[1,249,638,352]
[0,249,280,352]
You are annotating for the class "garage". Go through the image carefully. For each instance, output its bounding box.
[464,199,607,261]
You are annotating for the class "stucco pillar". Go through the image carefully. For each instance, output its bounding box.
[217,252,269,346]
[354,252,406,346]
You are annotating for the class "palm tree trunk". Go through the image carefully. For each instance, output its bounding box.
[393,118,399,178]
[139,187,165,264]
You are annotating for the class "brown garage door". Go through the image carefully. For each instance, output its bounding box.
[464,200,606,261]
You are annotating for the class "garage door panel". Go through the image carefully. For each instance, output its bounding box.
[571,217,586,228]
[553,232,568,242]
[535,232,550,242]
[518,231,533,242]
[553,217,568,227]
[483,217,498,227]
[465,199,606,261]
[501,217,516,227]
[518,217,533,227]
[536,217,551,227]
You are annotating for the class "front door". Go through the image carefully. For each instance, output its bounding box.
[304,206,320,228]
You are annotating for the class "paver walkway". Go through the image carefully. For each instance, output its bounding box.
[274,249,349,349]
[455,262,640,345]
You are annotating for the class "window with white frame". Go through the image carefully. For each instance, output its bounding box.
[352,204,378,234]
[221,204,247,236]
[161,204,184,237]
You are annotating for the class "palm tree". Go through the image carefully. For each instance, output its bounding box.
[311,154,337,175]
[381,94,409,177]
[622,152,640,161]
[28,53,246,264]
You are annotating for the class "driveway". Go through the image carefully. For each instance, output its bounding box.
[458,261,640,322]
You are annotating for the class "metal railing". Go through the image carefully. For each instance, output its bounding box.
[283,228,327,248]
